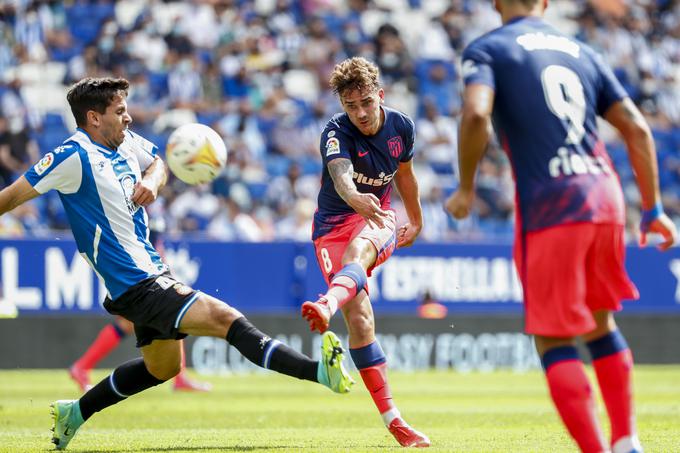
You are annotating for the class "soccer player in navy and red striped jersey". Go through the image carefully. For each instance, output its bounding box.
[446,1,677,452]
[301,57,429,447]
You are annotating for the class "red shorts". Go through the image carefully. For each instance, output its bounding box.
[515,223,638,337]
[313,211,397,285]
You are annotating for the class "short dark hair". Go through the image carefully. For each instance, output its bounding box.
[66,77,129,127]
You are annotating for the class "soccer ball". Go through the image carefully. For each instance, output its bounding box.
[165,123,227,185]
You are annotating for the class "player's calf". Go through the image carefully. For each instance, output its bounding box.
[225,316,352,393]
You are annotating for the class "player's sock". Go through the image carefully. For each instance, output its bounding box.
[324,263,367,314]
[542,346,608,453]
[350,341,398,425]
[586,330,638,449]
[78,358,165,421]
[225,317,318,381]
[73,323,126,371]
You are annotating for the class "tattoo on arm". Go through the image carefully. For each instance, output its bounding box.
[328,158,357,203]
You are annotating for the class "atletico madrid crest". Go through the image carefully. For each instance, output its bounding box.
[387,136,403,158]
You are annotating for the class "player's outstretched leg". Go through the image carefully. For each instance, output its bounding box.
[69,321,128,392]
[50,400,85,450]
[302,263,367,333]
[225,317,352,393]
[586,330,642,453]
[317,331,355,393]
[351,341,430,448]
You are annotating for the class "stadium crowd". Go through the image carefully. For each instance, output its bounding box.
[0,0,678,243]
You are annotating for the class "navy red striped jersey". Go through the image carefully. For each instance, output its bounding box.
[462,16,628,232]
[313,106,415,240]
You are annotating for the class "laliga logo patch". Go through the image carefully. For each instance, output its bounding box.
[326,137,340,156]
[34,152,54,175]
[173,282,193,296]
[461,60,478,78]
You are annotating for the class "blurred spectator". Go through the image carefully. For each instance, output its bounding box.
[0,115,39,186]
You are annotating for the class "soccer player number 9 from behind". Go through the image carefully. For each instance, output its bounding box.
[541,65,586,145]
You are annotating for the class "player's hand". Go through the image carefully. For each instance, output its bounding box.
[131,180,158,206]
[397,222,421,248]
[349,192,390,229]
[445,189,475,219]
[640,213,677,251]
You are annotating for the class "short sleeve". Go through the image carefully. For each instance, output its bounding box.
[123,130,158,171]
[400,116,416,163]
[592,52,628,116]
[461,42,496,90]
[24,143,82,194]
[320,124,352,165]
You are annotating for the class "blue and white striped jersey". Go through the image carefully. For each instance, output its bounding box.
[24,128,167,300]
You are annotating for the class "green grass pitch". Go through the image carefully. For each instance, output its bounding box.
[1,366,679,452]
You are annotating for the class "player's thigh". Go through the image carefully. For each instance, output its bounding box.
[584,224,639,313]
[314,222,357,283]
[178,293,243,338]
[520,223,597,337]
[141,339,182,380]
[352,210,397,272]
[342,237,377,269]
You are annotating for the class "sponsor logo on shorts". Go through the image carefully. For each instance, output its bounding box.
[325,137,340,156]
[34,153,54,175]
[173,282,193,296]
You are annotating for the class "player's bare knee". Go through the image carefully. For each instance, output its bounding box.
[202,295,243,332]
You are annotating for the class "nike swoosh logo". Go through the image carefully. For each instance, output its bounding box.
[358,151,368,157]
[64,427,71,436]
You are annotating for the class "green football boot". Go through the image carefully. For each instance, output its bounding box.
[318,331,355,393]
[50,400,84,450]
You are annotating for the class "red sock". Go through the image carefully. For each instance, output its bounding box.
[359,363,395,415]
[592,349,634,444]
[74,324,124,370]
[546,360,607,453]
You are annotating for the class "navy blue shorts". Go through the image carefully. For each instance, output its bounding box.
[103,272,200,347]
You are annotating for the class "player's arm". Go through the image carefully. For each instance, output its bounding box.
[0,176,40,216]
[445,84,495,219]
[132,156,167,206]
[605,98,677,249]
[328,157,389,228]
[393,159,422,247]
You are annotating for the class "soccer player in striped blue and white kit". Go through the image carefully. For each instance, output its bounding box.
[0,77,354,450]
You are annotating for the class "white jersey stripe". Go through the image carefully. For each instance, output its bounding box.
[93,224,102,264]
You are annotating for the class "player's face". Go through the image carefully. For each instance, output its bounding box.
[340,87,385,136]
[94,94,132,149]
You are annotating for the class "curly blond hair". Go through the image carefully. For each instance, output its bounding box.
[329,57,381,97]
